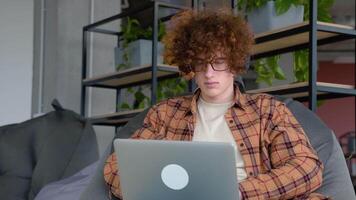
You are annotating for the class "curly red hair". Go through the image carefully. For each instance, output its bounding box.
[162,9,254,79]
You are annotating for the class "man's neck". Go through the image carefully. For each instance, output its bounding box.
[200,85,234,104]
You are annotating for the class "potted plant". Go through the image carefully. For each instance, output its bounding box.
[238,0,305,34]
[116,18,188,111]
[237,0,334,85]
[115,17,166,71]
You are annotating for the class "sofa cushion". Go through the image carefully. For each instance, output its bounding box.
[0,99,99,200]
[34,161,99,200]
[0,174,30,200]
[279,97,355,200]
[318,133,355,199]
[79,108,149,200]
[115,109,150,139]
[278,98,333,165]
[0,123,34,176]
[0,122,39,199]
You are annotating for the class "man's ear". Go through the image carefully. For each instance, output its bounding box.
[182,71,195,80]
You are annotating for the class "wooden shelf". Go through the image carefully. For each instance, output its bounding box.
[83,21,356,126]
[82,22,355,90]
[88,109,144,126]
[87,82,356,126]
[246,82,356,101]
[83,64,179,89]
[252,21,356,59]
[87,82,355,126]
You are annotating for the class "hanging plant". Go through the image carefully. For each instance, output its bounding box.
[119,78,188,110]
[253,55,286,85]
[293,0,334,82]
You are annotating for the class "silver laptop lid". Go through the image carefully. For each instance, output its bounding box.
[114,139,239,200]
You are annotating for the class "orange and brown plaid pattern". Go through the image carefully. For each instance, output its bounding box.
[104,87,329,200]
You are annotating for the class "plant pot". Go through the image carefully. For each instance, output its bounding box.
[247,1,304,34]
[115,39,164,69]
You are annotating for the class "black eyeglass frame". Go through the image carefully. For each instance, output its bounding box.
[191,57,230,72]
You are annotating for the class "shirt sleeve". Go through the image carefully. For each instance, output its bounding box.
[103,104,166,199]
[239,99,324,200]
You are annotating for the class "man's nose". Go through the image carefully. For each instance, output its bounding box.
[203,64,214,77]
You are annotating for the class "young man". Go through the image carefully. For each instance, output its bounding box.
[104,9,327,200]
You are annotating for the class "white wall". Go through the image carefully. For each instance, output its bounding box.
[0,0,34,126]
[31,0,121,155]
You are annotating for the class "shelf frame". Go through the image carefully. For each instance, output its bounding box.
[252,22,356,60]
[82,65,180,89]
[89,81,356,127]
[81,0,356,127]
[81,1,191,117]
[245,82,356,102]
[89,109,145,126]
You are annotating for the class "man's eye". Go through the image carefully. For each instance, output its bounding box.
[196,60,205,65]
[214,59,225,64]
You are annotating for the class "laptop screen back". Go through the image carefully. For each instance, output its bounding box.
[114,139,239,200]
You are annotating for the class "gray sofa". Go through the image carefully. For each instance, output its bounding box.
[80,96,356,200]
[0,100,99,200]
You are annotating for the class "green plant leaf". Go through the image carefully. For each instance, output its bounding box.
[122,17,142,44]
[303,0,334,22]
[319,0,334,9]
[256,76,273,86]
[317,9,332,22]
[119,102,131,110]
[156,78,188,101]
[127,87,134,93]
[131,86,149,109]
[294,70,304,82]
[254,55,285,85]
[273,66,286,80]
[134,88,145,102]
[237,0,269,12]
[143,27,152,39]
[138,100,146,109]
[266,56,279,67]
[236,0,245,10]
[158,21,166,41]
[275,0,292,15]
[117,63,128,71]
[293,49,309,82]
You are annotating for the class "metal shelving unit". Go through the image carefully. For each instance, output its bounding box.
[80,1,193,126]
[82,64,180,89]
[81,0,355,127]
[247,0,356,113]
[246,81,356,101]
[248,1,356,186]
[88,109,145,126]
[252,21,356,59]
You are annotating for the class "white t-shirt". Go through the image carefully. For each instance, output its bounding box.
[193,97,247,182]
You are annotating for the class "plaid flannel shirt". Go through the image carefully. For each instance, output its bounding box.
[104,87,329,200]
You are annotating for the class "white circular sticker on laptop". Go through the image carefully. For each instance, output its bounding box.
[161,164,189,190]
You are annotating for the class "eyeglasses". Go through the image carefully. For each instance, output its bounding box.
[192,57,229,72]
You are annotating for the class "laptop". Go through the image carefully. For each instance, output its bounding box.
[113,139,239,200]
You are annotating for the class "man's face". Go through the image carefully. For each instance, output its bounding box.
[193,52,235,103]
